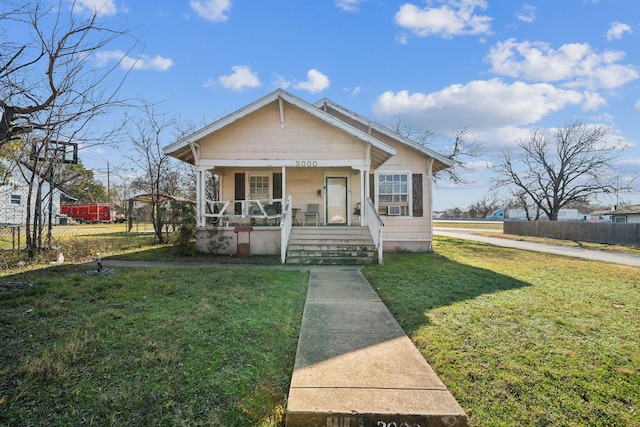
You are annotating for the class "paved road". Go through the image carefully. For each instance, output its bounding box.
[433,227,640,268]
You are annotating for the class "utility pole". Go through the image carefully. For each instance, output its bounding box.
[107,162,110,202]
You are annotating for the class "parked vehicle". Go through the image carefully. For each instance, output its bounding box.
[60,203,116,223]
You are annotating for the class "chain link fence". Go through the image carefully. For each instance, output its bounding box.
[0,219,176,271]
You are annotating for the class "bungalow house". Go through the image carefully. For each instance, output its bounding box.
[610,204,640,223]
[164,89,453,264]
[0,168,62,226]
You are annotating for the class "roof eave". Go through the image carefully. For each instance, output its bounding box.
[164,89,397,161]
[314,98,455,169]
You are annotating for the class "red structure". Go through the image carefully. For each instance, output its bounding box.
[60,203,115,223]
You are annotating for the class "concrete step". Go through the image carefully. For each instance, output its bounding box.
[286,256,375,265]
[287,226,376,265]
[286,269,469,426]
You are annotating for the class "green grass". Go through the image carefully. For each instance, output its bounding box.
[3,233,639,426]
[364,236,640,427]
[107,245,282,265]
[0,265,308,426]
[434,220,504,230]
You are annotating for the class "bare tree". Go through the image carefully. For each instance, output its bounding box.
[468,194,501,218]
[9,133,61,257]
[123,105,182,243]
[493,121,629,221]
[0,0,135,148]
[391,118,483,184]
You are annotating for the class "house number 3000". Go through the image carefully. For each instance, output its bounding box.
[295,160,318,167]
[377,423,421,427]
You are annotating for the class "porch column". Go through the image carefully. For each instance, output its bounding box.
[363,144,371,225]
[427,158,434,242]
[281,165,286,213]
[196,166,206,227]
[353,166,368,225]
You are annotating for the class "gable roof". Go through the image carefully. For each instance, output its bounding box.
[164,89,453,171]
[314,98,454,172]
[610,204,640,215]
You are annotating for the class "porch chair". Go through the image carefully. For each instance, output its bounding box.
[264,204,280,226]
[303,203,319,226]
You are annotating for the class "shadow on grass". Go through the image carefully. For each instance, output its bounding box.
[363,240,532,336]
[105,245,282,265]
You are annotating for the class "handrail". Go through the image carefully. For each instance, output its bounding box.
[365,197,384,264]
[204,198,284,222]
[280,195,293,263]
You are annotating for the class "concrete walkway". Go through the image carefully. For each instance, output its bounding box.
[286,267,468,427]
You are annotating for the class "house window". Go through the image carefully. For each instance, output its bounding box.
[249,175,270,200]
[10,194,21,205]
[377,172,411,216]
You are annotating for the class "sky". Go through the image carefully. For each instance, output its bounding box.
[52,0,640,210]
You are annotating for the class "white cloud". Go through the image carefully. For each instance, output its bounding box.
[72,0,117,16]
[190,0,232,22]
[372,79,596,132]
[271,74,292,90]
[345,86,362,96]
[606,21,632,41]
[487,39,639,90]
[335,0,366,12]
[396,33,409,45]
[94,50,174,71]
[635,100,640,111]
[515,4,536,23]
[293,69,330,94]
[216,65,260,90]
[394,0,492,39]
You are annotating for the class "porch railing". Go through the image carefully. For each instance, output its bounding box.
[365,197,384,264]
[205,198,284,224]
[280,195,293,263]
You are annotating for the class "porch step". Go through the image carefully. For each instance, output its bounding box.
[286,226,377,265]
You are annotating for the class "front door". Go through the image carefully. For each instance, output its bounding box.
[326,177,347,225]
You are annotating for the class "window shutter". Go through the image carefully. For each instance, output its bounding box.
[412,173,423,217]
[235,173,245,215]
[273,173,282,199]
[369,174,375,201]
[273,172,283,212]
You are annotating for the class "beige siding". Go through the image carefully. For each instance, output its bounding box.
[215,166,362,226]
[199,103,365,161]
[374,140,433,242]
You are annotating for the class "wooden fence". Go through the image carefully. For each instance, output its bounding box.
[503,221,640,246]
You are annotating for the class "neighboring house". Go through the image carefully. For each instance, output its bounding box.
[610,204,640,223]
[0,172,62,226]
[588,209,614,223]
[164,89,453,262]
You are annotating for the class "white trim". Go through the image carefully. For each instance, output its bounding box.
[324,173,350,226]
[375,169,413,218]
[247,171,272,200]
[189,143,200,164]
[164,89,397,163]
[314,98,454,169]
[197,158,369,168]
[278,97,285,128]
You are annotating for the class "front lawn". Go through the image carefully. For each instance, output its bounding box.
[364,236,640,427]
[0,265,308,426]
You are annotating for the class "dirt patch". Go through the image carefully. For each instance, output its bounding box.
[0,281,35,293]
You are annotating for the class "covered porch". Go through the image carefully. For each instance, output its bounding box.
[193,164,384,263]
